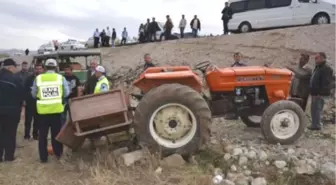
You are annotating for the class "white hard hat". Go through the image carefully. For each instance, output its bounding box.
[95,65,105,73]
[45,58,57,67]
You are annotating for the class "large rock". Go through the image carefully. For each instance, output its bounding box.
[320,162,336,180]
[121,149,145,166]
[251,177,267,185]
[161,154,186,167]
[258,151,268,161]
[274,160,287,169]
[295,159,317,175]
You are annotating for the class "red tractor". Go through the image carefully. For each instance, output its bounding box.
[58,61,307,157]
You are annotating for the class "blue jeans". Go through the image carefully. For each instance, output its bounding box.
[310,96,325,128]
[192,28,198,38]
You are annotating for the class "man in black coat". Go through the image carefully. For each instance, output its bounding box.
[221,2,233,35]
[287,54,312,111]
[150,17,160,42]
[309,52,334,130]
[0,59,23,162]
[23,63,44,140]
[84,59,98,95]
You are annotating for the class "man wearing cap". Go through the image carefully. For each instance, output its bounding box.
[31,58,70,163]
[0,58,23,162]
[94,66,110,94]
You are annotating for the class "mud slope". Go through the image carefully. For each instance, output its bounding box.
[100,24,335,73]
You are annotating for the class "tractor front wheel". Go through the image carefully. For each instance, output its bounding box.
[133,83,211,157]
[261,100,307,145]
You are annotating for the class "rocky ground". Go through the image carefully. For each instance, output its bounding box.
[0,24,335,185]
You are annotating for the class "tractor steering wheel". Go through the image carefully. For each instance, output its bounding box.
[195,61,211,73]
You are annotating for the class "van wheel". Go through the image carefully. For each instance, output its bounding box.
[312,13,330,24]
[239,22,252,33]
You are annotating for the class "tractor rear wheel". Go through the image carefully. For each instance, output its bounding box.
[133,83,211,157]
[261,100,307,145]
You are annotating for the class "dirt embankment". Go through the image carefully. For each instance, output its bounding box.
[102,24,335,72]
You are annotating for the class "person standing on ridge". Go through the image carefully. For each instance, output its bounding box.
[179,14,187,38]
[221,2,233,35]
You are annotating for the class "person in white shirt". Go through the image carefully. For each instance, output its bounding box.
[121,27,128,45]
[106,27,111,47]
[93,28,100,48]
[179,14,187,38]
[190,15,201,38]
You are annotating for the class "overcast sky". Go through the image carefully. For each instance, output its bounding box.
[0,0,334,50]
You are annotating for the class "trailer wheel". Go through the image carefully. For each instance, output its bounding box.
[133,83,211,157]
[240,116,261,127]
[261,100,307,145]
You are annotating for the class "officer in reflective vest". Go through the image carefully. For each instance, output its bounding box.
[94,65,110,94]
[31,58,70,163]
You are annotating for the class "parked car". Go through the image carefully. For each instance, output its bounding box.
[60,40,86,50]
[85,37,102,48]
[37,43,55,54]
[228,0,335,33]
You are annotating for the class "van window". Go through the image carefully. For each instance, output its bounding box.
[269,0,292,8]
[247,0,266,11]
[230,1,247,13]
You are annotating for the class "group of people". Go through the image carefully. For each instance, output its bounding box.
[89,2,236,48]
[226,52,334,131]
[0,58,110,163]
[138,14,202,43]
[93,27,121,48]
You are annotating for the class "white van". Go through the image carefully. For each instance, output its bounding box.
[228,0,335,33]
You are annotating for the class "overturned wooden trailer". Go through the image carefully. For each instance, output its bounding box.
[56,89,134,150]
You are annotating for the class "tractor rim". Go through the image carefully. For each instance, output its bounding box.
[149,103,197,149]
[270,109,300,140]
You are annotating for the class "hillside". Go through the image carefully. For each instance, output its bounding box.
[0,25,335,185]
[100,24,335,72]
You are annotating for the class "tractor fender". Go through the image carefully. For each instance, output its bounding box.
[133,70,202,94]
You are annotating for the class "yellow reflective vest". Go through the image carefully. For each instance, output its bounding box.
[36,73,64,114]
[94,76,110,94]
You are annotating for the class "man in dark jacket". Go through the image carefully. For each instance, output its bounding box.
[144,18,151,42]
[84,59,98,95]
[287,54,312,110]
[309,52,333,130]
[100,29,106,47]
[143,53,155,71]
[111,28,117,47]
[190,15,201,38]
[164,15,174,39]
[0,59,23,162]
[23,63,44,140]
[16,61,31,86]
[221,2,233,35]
[150,17,160,42]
